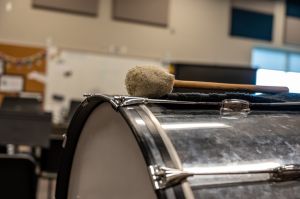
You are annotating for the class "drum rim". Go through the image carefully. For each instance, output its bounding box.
[55,97,103,199]
[121,104,187,198]
[137,104,194,198]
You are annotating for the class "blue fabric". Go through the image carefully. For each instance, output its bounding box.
[287,0,300,18]
[230,8,273,41]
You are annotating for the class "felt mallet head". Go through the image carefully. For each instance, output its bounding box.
[125,66,174,98]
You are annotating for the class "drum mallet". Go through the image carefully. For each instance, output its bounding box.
[125,66,289,98]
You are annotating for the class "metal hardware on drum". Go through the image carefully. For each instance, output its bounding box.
[83,94,221,108]
[149,164,300,190]
[83,94,221,109]
[84,94,150,109]
[220,99,250,118]
[271,164,300,182]
[62,134,67,148]
[83,94,300,110]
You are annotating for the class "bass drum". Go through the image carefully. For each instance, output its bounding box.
[56,94,300,199]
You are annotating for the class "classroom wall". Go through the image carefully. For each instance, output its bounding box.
[0,0,295,66]
[45,49,162,123]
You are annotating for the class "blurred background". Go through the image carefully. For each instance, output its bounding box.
[0,0,299,198]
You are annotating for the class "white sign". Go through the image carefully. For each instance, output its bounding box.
[0,75,24,92]
[27,71,47,83]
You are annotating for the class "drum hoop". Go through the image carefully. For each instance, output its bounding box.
[119,106,170,199]
[84,94,300,111]
[139,105,195,199]
[121,105,184,198]
[140,105,183,168]
[55,97,103,199]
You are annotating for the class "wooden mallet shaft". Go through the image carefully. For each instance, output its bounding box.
[174,80,289,94]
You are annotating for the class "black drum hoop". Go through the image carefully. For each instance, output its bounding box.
[55,97,104,199]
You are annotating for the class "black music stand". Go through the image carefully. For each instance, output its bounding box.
[0,97,52,148]
[0,96,43,152]
[1,96,42,112]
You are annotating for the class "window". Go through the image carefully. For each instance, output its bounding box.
[289,53,300,72]
[252,47,300,93]
[251,48,286,70]
[230,8,273,41]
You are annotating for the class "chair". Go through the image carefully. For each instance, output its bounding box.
[0,154,37,199]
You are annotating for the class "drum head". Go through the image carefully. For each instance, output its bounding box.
[67,103,156,199]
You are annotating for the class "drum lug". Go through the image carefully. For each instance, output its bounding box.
[270,164,300,182]
[149,164,300,190]
[111,96,149,109]
[62,133,67,148]
[220,99,250,118]
[149,165,192,190]
[83,94,149,109]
